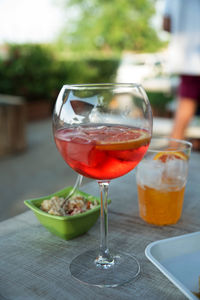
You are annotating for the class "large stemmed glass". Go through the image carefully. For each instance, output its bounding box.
[52,83,152,287]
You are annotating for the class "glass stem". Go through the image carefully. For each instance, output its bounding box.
[96,181,113,266]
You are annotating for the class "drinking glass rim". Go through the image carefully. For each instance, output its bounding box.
[148,137,192,153]
[62,83,142,90]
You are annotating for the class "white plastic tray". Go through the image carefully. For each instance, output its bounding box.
[145,231,200,300]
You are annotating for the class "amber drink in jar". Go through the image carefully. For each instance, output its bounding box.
[136,138,192,226]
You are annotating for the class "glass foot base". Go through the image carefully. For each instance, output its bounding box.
[69,248,140,287]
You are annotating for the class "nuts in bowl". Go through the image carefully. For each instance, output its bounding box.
[24,186,102,240]
[40,195,98,216]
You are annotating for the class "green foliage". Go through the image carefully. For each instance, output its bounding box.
[0,44,120,101]
[58,0,164,53]
[147,91,173,115]
[0,44,60,101]
[65,57,120,83]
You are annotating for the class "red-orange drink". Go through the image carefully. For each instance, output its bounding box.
[55,125,151,180]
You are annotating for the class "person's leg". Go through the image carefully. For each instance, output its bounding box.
[171,97,197,140]
[171,75,200,140]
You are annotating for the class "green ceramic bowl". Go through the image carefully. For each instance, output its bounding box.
[24,186,102,240]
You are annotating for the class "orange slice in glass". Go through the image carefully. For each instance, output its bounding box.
[96,130,151,151]
[153,151,188,163]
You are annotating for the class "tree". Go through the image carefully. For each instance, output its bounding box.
[57,0,163,53]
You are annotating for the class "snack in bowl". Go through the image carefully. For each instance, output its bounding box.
[40,195,98,216]
[24,186,103,240]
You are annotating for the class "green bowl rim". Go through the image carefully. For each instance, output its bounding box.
[24,186,110,220]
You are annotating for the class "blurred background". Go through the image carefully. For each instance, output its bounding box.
[0,0,199,222]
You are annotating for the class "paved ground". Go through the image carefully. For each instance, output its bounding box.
[0,119,92,222]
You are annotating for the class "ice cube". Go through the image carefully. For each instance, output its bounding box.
[164,158,188,183]
[136,159,165,189]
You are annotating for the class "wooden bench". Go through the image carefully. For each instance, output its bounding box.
[0,95,27,157]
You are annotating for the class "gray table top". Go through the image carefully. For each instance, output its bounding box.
[1,152,200,300]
